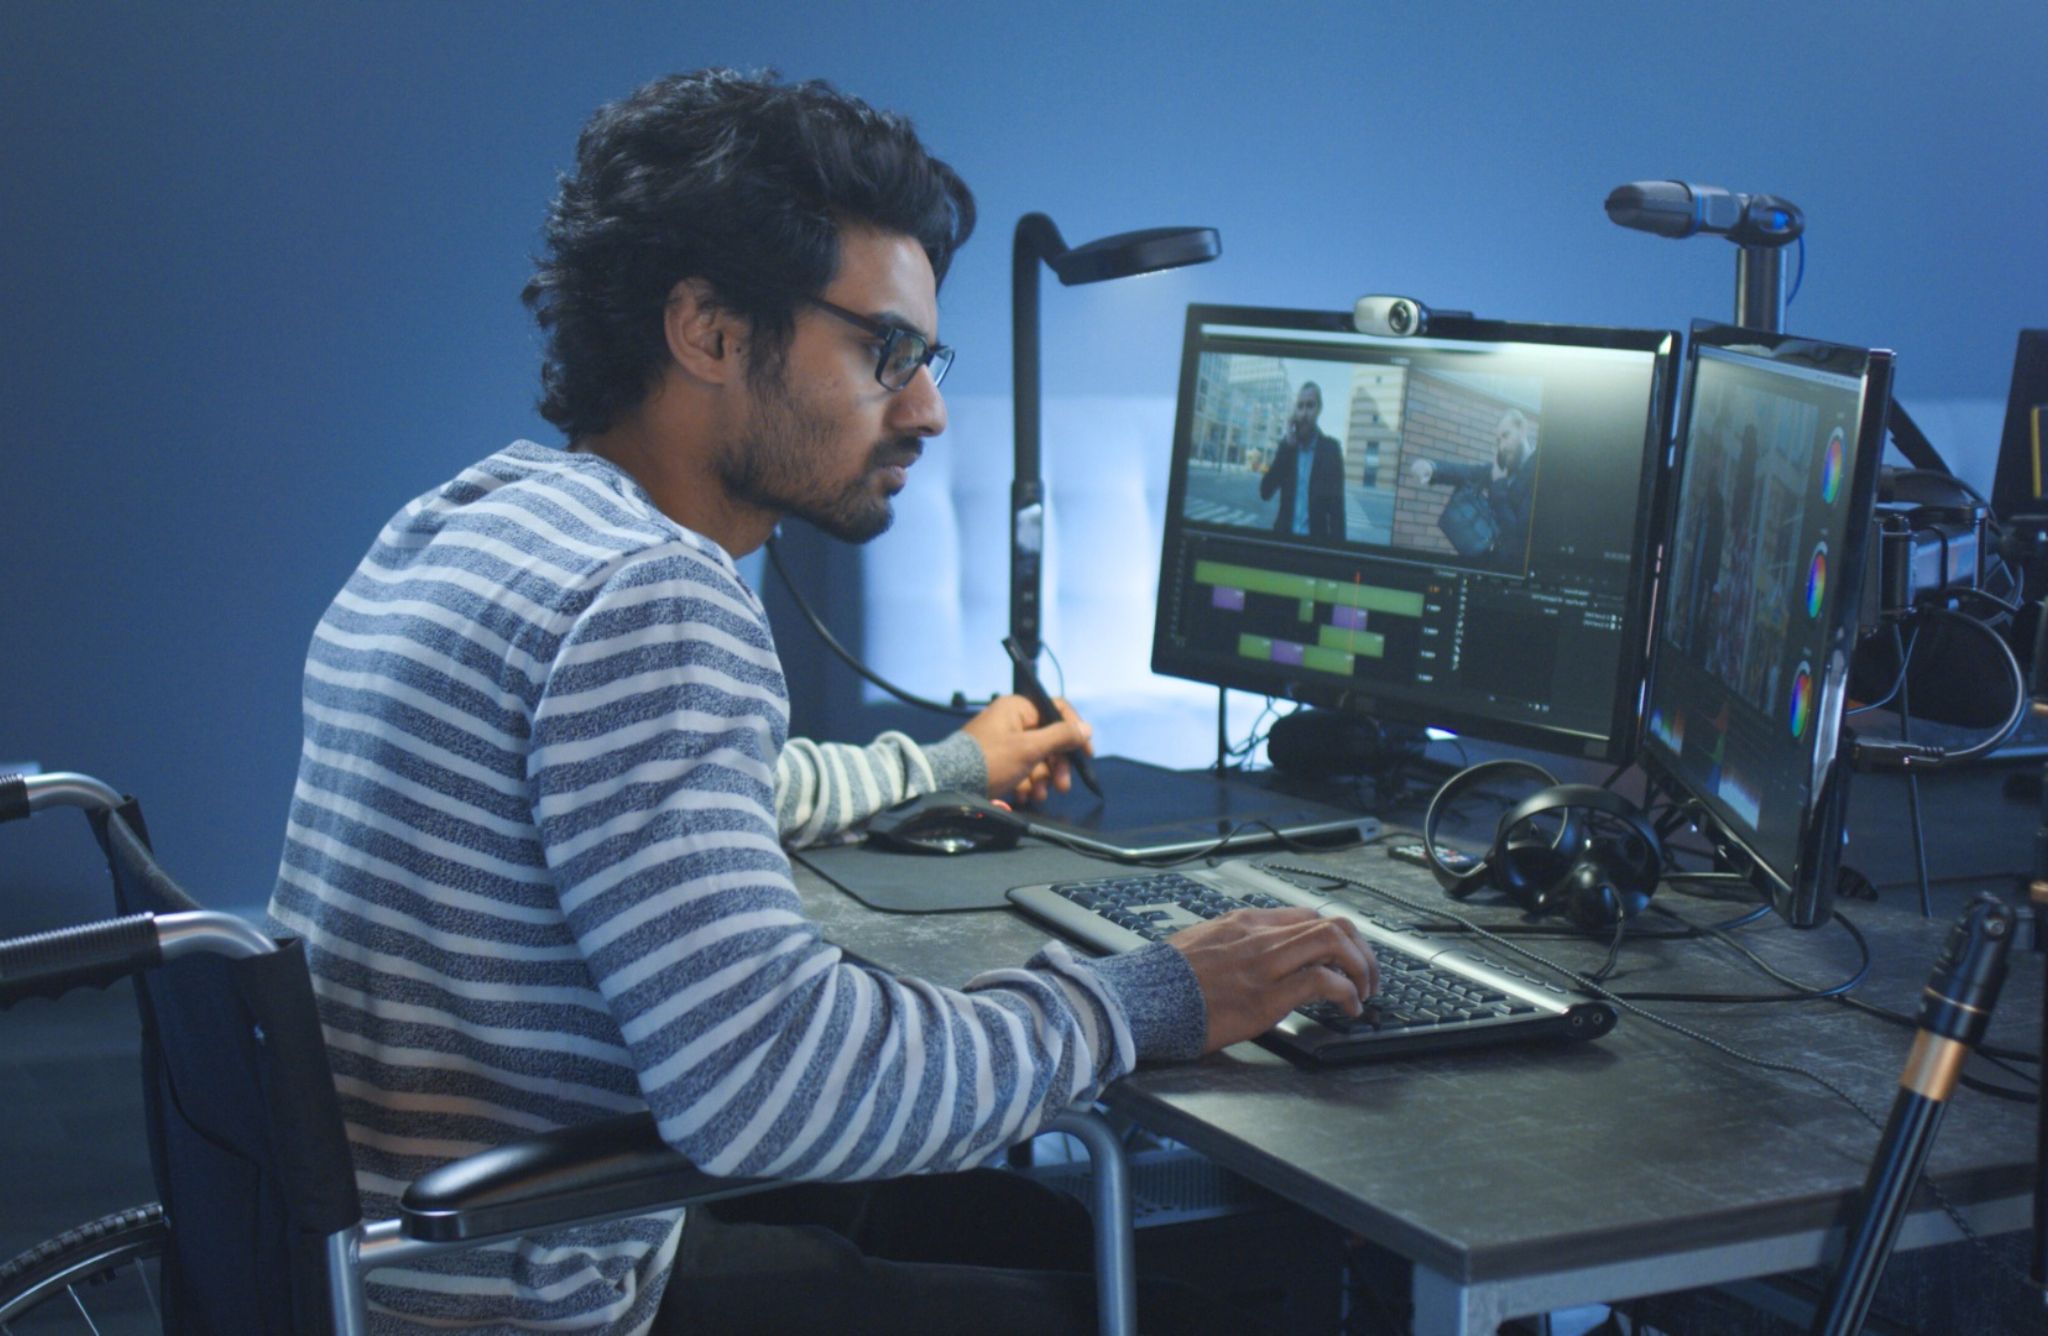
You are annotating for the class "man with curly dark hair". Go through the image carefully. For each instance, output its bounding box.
[272,69,1375,1333]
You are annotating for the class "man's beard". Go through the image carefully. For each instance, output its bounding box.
[720,371,916,544]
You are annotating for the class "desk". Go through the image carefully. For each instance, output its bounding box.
[794,766,2043,1334]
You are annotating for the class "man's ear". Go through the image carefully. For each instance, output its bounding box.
[663,278,747,385]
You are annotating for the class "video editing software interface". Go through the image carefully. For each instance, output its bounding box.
[1641,328,1890,903]
[1152,306,1676,760]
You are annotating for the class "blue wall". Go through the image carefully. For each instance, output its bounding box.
[4,2,2042,917]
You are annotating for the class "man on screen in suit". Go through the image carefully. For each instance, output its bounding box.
[1260,381,1348,541]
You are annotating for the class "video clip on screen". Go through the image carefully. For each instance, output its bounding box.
[1640,323,1894,928]
[1151,304,1678,763]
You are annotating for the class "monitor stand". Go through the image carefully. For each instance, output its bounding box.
[1020,755,1377,860]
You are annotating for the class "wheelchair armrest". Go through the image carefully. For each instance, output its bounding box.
[398,1112,771,1243]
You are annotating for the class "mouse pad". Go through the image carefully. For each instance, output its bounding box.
[793,840,1111,913]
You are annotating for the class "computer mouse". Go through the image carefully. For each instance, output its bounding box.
[864,791,1027,855]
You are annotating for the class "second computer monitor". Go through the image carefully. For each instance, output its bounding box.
[1640,323,1894,927]
[1152,304,1678,761]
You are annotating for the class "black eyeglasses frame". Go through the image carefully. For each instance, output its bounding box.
[801,295,954,392]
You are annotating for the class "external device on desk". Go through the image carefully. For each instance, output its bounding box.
[1019,756,1374,859]
[865,792,1026,855]
[1009,862,1617,1064]
[1639,322,1894,928]
[1152,303,1678,764]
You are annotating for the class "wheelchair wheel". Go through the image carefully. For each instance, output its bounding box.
[0,1204,168,1332]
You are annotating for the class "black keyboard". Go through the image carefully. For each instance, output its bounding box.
[1009,864,1616,1065]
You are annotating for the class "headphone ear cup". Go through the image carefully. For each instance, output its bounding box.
[1562,861,1622,931]
[1489,825,1579,913]
[1565,830,1663,928]
[1493,784,1664,927]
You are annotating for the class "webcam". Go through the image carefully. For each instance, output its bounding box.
[1353,295,1430,338]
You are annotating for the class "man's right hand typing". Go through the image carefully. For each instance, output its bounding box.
[1167,907,1380,1054]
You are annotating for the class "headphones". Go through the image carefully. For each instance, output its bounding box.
[1422,760,1664,930]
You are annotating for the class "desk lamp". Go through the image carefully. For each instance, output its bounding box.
[1010,213,1219,693]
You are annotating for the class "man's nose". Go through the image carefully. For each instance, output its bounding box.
[888,364,947,439]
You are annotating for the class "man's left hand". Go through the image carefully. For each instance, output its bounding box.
[961,694,1094,807]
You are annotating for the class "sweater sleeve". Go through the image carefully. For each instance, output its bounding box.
[1429,457,1491,489]
[775,730,988,848]
[529,547,1198,1181]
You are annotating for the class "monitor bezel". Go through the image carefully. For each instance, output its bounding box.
[1150,302,1679,763]
[1991,328,2048,520]
[1637,320,1895,927]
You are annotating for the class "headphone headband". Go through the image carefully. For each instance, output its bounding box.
[1421,759,1561,896]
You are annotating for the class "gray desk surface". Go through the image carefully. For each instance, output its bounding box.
[792,763,2042,1320]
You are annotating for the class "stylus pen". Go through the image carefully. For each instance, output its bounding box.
[1000,636,1103,797]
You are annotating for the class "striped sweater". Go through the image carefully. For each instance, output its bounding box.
[269,441,1203,1334]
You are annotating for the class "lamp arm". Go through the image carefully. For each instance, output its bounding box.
[1010,214,1065,680]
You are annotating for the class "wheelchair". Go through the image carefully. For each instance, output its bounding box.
[0,771,1137,1333]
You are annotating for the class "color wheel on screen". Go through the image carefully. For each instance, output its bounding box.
[1821,428,1845,504]
[1805,543,1828,618]
[1789,660,1815,738]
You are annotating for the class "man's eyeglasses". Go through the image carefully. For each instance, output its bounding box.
[802,296,954,391]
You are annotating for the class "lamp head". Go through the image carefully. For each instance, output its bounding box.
[1045,224,1220,285]
[1013,214,1221,285]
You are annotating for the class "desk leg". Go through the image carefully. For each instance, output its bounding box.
[1411,1263,1504,1336]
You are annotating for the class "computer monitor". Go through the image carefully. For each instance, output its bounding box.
[1151,304,1678,762]
[1639,323,1894,928]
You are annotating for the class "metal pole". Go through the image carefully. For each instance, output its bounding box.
[1011,214,1061,691]
[1735,244,1785,333]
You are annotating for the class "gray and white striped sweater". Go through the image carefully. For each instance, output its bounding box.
[269,441,1203,1333]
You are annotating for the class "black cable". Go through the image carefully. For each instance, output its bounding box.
[1851,609,2027,775]
[1224,698,1284,763]
[1587,914,1629,984]
[1835,993,2042,1069]
[1609,904,1873,1004]
[1894,622,1934,918]
[765,536,981,718]
[1952,585,2022,619]
[1040,640,1070,698]
[1954,1072,2041,1103]
[1846,623,1919,716]
[1907,609,2028,761]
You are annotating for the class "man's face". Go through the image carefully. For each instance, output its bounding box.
[1291,387,1321,438]
[720,226,947,543]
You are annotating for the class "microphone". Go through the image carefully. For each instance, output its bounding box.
[1810,893,2016,1335]
[1604,181,1804,247]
